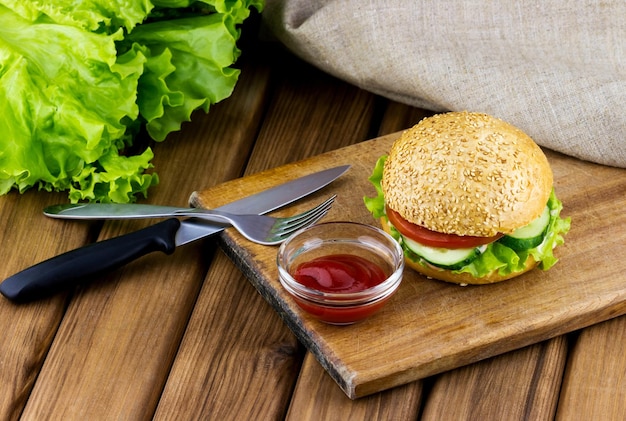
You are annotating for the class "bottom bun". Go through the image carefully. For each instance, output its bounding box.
[380,218,537,285]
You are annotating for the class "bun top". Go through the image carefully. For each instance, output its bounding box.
[382,111,553,236]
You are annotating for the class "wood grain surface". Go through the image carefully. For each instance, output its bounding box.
[2,20,625,419]
[192,131,626,399]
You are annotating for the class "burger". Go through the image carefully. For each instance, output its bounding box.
[364,111,571,285]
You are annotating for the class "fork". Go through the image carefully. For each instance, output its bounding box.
[46,196,337,245]
[187,195,336,244]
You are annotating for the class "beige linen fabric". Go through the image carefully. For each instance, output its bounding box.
[262,0,626,168]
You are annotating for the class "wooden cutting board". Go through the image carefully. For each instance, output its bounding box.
[189,131,626,399]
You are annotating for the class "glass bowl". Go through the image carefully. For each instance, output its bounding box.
[277,221,404,325]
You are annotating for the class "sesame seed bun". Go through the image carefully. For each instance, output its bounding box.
[380,217,538,285]
[382,111,553,237]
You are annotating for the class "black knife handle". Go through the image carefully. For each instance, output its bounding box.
[0,218,181,303]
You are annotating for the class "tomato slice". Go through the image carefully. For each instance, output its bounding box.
[385,205,502,249]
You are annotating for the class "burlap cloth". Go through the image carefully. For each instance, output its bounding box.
[262,0,625,168]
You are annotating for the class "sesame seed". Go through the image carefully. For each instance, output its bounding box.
[382,111,553,236]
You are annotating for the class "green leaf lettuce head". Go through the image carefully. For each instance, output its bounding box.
[364,155,571,279]
[0,0,263,203]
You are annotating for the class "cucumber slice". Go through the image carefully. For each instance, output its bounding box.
[403,236,484,270]
[499,235,544,251]
[500,206,550,250]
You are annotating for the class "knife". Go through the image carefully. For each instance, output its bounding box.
[0,165,350,302]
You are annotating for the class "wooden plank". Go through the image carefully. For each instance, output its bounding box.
[286,353,423,420]
[191,131,626,398]
[155,46,380,419]
[376,101,435,136]
[0,191,95,421]
[556,316,626,419]
[244,47,377,173]
[17,41,272,420]
[422,337,567,420]
[20,233,209,419]
[153,250,305,420]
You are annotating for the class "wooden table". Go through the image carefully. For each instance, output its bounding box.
[1,21,625,420]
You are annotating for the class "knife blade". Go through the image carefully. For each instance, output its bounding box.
[0,165,350,302]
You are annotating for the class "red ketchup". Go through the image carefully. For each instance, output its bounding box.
[291,254,390,324]
[293,254,386,292]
